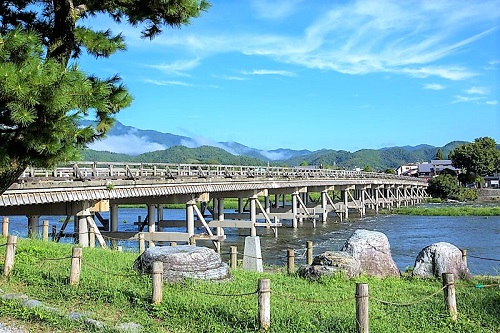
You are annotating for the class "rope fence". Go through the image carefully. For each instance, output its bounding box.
[2,234,500,332]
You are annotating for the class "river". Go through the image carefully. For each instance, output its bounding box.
[3,208,499,276]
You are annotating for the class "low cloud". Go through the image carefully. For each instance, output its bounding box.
[259,150,288,160]
[89,134,166,155]
[486,100,498,105]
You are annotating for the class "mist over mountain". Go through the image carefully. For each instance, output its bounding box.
[81,120,467,170]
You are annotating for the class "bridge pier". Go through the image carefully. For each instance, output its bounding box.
[110,204,118,232]
[27,215,40,238]
[291,191,298,228]
[186,200,196,242]
[250,195,257,236]
[77,213,89,247]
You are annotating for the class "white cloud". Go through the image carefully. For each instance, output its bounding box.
[452,95,486,103]
[401,66,477,80]
[486,100,498,105]
[242,69,297,77]
[259,150,287,160]
[465,86,489,95]
[143,79,193,87]
[148,59,200,76]
[125,1,499,81]
[424,83,445,90]
[89,135,166,155]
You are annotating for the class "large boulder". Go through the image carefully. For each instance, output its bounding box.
[341,229,400,277]
[133,245,231,283]
[413,242,471,279]
[297,251,361,279]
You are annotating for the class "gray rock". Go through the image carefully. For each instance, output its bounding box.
[84,318,105,330]
[341,229,400,277]
[134,245,231,283]
[297,251,361,279]
[115,322,142,333]
[413,242,471,279]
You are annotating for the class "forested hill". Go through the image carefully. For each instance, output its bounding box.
[80,141,466,170]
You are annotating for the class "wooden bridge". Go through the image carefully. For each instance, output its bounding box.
[0,162,428,250]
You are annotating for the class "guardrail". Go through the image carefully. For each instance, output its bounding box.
[17,162,427,184]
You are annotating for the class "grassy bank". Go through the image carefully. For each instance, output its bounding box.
[389,206,500,216]
[0,238,498,332]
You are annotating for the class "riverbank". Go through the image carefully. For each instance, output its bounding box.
[0,238,498,332]
[389,205,500,216]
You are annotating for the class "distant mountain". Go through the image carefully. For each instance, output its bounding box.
[79,120,473,171]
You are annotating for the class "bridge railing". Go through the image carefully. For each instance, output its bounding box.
[18,162,427,184]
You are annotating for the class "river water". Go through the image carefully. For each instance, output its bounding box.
[3,208,499,276]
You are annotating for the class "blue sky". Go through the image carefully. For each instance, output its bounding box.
[81,0,499,155]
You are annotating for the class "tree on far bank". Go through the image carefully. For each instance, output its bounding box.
[435,148,444,160]
[0,0,210,194]
[450,137,500,187]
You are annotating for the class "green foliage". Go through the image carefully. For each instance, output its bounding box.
[450,137,500,178]
[392,205,498,216]
[435,148,444,160]
[0,238,498,332]
[135,145,265,165]
[427,174,478,201]
[0,0,210,193]
[427,174,460,199]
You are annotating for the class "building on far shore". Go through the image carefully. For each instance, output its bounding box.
[396,163,419,177]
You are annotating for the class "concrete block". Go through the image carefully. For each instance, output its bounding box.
[243,236,263,272]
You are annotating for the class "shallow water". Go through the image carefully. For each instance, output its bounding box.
[3,208,499,275]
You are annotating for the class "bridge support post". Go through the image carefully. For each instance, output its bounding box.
[292,191,298,228]
[264,195,271,214]
[27,215,40,238]
[148,204,156,248]
[374,187,379,213]
[237,197,244,214]
[343,190,349,220]
[78,215,89,247]
[217,198,225,253]
[110,204,118,232]
[186,200,195,242]
[250,195,257,236]
[321,190,328,223]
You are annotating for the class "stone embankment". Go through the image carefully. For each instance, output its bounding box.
[477,188,500,202]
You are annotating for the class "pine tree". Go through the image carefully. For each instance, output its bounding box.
[0,1,210,193]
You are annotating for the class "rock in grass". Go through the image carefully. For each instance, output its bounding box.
[133,245,231,283]
[413,242,471,279]
[297,251,361,279]
[341,229,400,277]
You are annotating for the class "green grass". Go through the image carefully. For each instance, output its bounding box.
[0,238,499,332]
[389,206,500,216]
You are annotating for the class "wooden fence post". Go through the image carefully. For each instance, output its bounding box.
[42,220,49,241]
[356,283,369,333]
[89,227,95,249]
[70,247,82,286]
[2,217,8,237]
[139,233,145,254]
[258,278,271,330]
[287,248,295,274]
[442,273,457,321]
[152,261,164,305]
[306,241,313,265]
[170,242,177,247]
[230,246,237,269]
[3,235,17,277]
